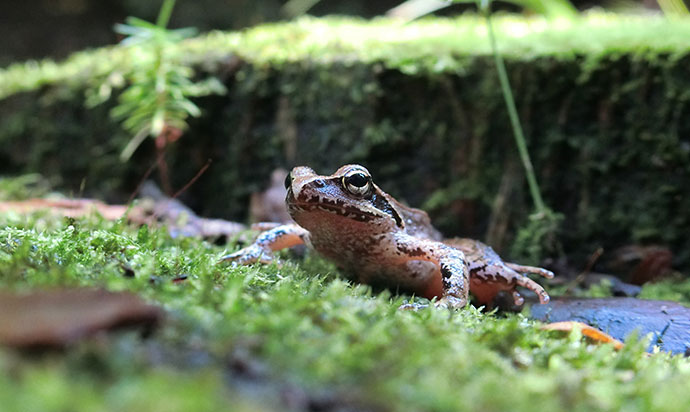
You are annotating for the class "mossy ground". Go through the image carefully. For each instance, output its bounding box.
[1,14,690,410]
[1,178,690,412]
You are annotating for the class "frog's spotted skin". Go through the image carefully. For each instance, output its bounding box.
[446,238,552,305]
[222,164,553,308]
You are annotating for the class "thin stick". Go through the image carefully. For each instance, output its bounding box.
[127,152,163,204]
[563,247,604,295]
[171,159,212,200]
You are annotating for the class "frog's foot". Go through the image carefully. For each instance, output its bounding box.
[398,302,430,311]
[220,244,276,265]
[507,271,550,305]
[434,295,467,310]
[504,263,555,279]
[471,265,551,306]
[220,224,309,266]
[398,295,467,311]
[398,296,466,311]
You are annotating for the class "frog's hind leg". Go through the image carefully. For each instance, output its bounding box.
[511,272,550,304]
[470,265,551,306]
[504,263,554,279]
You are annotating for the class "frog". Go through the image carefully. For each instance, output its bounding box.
[222,164,553,309]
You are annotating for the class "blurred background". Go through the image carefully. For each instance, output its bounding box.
[2,0,689,283]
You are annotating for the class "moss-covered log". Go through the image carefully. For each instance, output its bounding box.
[1,14,689,271]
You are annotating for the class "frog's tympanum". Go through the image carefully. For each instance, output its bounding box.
[222,165,553,309]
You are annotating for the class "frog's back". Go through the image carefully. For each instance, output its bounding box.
[391,198,443,241]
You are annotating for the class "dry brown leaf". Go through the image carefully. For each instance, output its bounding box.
[0,288,162,349]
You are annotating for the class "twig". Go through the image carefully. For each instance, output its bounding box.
[155,135,172,195]
[563,247,604,295]
[171,159,212,200]
[127,152,163,204]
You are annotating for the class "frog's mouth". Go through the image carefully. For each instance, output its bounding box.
[292,201,382,222]
[287,192,382,223]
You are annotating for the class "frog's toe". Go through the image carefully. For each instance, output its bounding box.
[513,275,550,304]
[511,290,525,306]
[219,245,274,265]
[398,302,430,311]
[219,249,250,263]
[505,263,555,279]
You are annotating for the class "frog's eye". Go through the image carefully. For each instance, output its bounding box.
[284,173,292,190]
[342,171,371,196]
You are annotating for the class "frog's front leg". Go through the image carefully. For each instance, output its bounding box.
[220,224,309,265]
[394,234,470,309]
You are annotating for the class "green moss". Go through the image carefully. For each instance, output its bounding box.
[2,207,690,411]
[0,174,53,200]
[0,357,251,412]
[639,276,690,305]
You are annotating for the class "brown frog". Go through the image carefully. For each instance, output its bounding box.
[222,165,553,309]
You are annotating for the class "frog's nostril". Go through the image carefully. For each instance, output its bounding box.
[311,179,326,188]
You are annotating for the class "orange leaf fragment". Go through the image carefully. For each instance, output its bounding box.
[541,321,624,350]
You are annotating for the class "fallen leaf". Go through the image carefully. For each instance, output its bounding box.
[541,321,624,350]
[0,193,247,239]
[0,288,162,349]
[0,198,135,220]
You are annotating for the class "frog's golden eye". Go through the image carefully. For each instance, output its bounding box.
[342,170,371,196]
[284,173,292,190]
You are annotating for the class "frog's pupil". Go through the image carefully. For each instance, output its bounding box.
[284,173,292,190]
[346,173,368,188]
